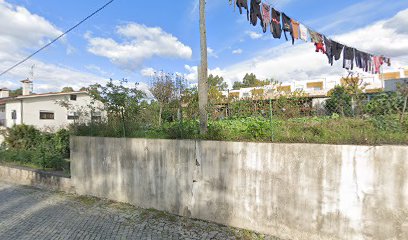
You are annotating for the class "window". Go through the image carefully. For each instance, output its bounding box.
[67,112,79,120]
[91,112,102,121]
[40,111,54,120]
[11,110,17,120]
[70,94,77,101]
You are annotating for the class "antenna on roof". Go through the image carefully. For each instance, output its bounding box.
[29,64,35,81]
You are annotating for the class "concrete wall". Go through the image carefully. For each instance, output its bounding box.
[71,137,408,240]
[0,165,74,193]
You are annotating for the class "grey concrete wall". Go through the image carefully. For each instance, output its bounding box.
[71,136,408,240]
[0,165,74,193]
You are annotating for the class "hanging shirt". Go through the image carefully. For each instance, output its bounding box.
[291,19,300,40]
[308,29,323,43]
[343,46,355,70]
[236,0,249,21]
[324,37,333,64]
[363,54,374,73]
[355,50,364,69]
[282,13,294,44]
[261,3,270,33]
[373,56,384,74]
[250,0,263,27]
[270,8,282,39]
[332,41,344,63]
[299,24,308,42]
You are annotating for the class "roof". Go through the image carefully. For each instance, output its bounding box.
[1,91,88,102]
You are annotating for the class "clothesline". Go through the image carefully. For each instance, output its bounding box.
[230,0,391,75]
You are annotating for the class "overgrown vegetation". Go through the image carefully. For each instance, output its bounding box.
[0,125,70,171]
[1,75,407,172]
[66,74,408,145]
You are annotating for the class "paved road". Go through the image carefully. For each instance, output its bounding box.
[0,181,280,240]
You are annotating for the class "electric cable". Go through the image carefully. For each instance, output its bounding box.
[0,0,116,77]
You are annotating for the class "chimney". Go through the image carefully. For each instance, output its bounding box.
[21,79,33,96]
[400,68,406,79]
[0,88,9,98]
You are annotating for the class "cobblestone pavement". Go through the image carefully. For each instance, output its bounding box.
[0,181,281,240]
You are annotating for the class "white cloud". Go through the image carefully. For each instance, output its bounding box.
[140,67,156,77]
[86,23,193,71]
[246,31,263,39]
[0,0,62,52]
[207,47,218,58]
[232,49,243,55]
[0,1,105,92]
[209,8,408,88]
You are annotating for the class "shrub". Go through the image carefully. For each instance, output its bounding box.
[0,125,70,171]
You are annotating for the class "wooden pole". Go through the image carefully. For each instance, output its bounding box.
[199,0,208,134]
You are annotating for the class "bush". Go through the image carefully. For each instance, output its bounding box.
[0,125,70,171]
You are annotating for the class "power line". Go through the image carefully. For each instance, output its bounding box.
[0,0,116,77]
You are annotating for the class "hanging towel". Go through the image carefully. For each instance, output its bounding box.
[261,3,270,33]
[308,29,323,43]
[236,0,249,21]
[299,24,308,42]
[270,8,282,39]
[343,46,355,70]
[282,13,294,44]
[291,19,300,40]
[250,0,263,27]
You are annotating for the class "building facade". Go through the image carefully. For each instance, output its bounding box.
[0,80,104,132]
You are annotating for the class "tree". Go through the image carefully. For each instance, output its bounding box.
[232,73,270,90]
[340,75,367,116]
[89,79,146,137]
[208,74,227,105]
[9,88,22,97]
[199,0,208,134]
[325,86,352,117]
[150,72,176,126]
[61,87,74,92]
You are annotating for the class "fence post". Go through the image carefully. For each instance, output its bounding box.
[269,98,274,142]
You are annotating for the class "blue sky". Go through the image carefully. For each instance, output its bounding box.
[1,0,408,92]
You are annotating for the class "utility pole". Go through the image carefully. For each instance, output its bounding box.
[199,0,208,134]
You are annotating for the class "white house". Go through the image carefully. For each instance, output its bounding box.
[0,80,104,132]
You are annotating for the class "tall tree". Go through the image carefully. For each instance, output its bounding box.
[150,72,176,126]
[61,87,74,92]
[232,73,270,90]
[89,79,146,137]
[199,0,208,134]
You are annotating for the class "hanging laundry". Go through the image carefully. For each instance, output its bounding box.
[291,19,300,40]
[373,56,384,74]
[343,46,355,70]
[383,57,391,67]
[332,41,344,64]
[282,13,294,44]
[354,50,364,69]
[308,29,323,43]
[270,8,282,39]
[324,37,332,63]
[299,24,308,42]
[250,0,263,27]
[261,3,270,33]
[236,0,249,21]
[362,53,373,73]
[315,42,326,54]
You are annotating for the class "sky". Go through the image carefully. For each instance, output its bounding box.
[0,0,408,93]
